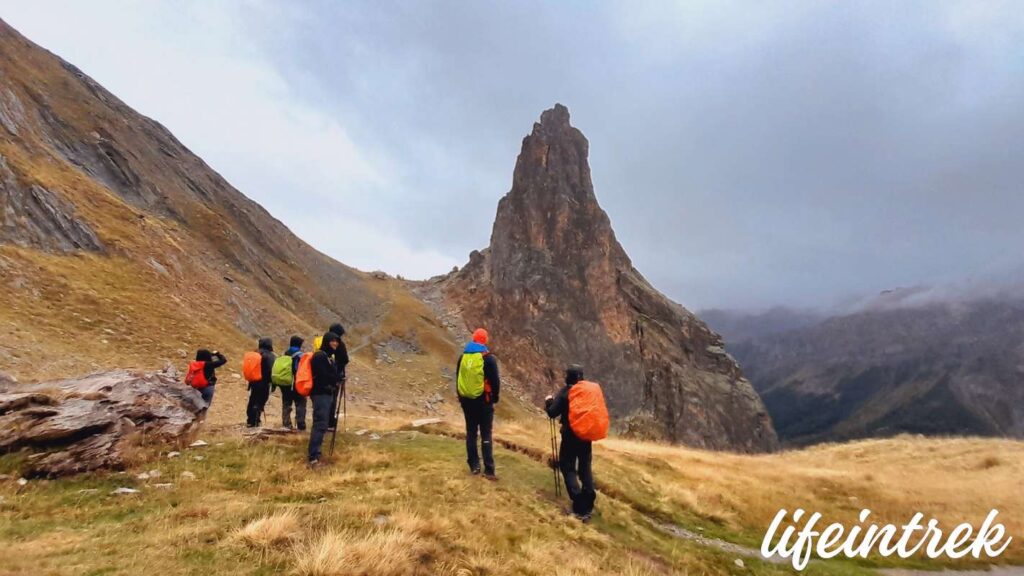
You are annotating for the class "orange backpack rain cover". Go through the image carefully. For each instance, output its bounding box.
[185,361,208,389]
[568,380,610,441]
[242,351,263,383]
[294,353,313,397]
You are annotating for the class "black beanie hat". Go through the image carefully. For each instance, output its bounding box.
[289,335,304,348]
[565,364,584,385]
[329,322,346,336]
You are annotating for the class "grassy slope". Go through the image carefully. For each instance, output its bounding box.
[1,389,1021,576]
[0,431,838,576]
[0,20,383,383]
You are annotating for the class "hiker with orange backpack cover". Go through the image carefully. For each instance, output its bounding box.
[185,349,226,408]
[243,338,275,428]
[545,364,609,522]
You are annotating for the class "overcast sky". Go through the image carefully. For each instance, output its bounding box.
[4,1,1023,310]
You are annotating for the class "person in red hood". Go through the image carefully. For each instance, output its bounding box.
[455,328,501,479]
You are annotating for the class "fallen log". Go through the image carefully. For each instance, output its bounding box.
[0,370,205,477]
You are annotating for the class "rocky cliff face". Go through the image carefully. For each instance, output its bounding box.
[445,105,777,452]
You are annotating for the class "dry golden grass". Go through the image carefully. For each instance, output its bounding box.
[3,422,1021,575]
[234,509,300,551]
[292,528,425,576]
[599,435,1024,556]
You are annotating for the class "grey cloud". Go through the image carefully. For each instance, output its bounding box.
[249,1,1024,310]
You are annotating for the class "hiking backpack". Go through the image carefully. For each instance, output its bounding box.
[294,353,314,397]
[568,380,610,442]
[457,352,487,400]
[185,361,209,389]
[242,351,263,383]
[271,355,295,387]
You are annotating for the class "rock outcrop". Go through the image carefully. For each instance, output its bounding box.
[0,155,104,252]
[0,370,205,477]
[444,105,777,452]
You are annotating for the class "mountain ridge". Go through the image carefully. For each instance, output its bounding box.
[0,16,388,381]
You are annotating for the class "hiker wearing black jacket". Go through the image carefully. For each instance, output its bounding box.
[194,349,226,407]
[545,364,596,521]
[308,332,341,466]
[246,338,275,428]
[455,328,501,479]
[327,323,350,430]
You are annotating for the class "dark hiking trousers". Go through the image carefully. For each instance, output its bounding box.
[281,387,307,430]
[199,384,215,407]
[307,394,334,462]
[560,432,596,515]
[246,382,270,427]
[460,398,494,474]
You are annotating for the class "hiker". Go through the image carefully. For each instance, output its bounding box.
[327,323,350,431]
[308,332,342,467]
[187,349,226,407]
[243,338,275,428]
[273,335,307,430]
[455,328,500,479]
[545,364,606,522]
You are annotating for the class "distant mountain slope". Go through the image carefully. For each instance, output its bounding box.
[724,297,1024,444]
[700,307,824,344]
[441,105,777,452]
[0,18,384,378]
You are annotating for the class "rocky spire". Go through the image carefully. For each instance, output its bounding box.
[447,105,778,452]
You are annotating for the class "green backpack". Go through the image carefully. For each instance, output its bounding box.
[457,352,486,399]
[271,355,294,387]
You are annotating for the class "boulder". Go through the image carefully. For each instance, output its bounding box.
[0,370,205,477]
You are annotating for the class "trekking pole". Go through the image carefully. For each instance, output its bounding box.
[342,379,348,433]
[549,418,562,498]
[328,383,344,457]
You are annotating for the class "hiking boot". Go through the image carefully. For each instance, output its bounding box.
[308,459,322,469]
[470,467,482,476]
[483,472,498,482]
[574,512,593,523]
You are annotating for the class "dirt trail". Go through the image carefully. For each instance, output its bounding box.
[648,519,785,564]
